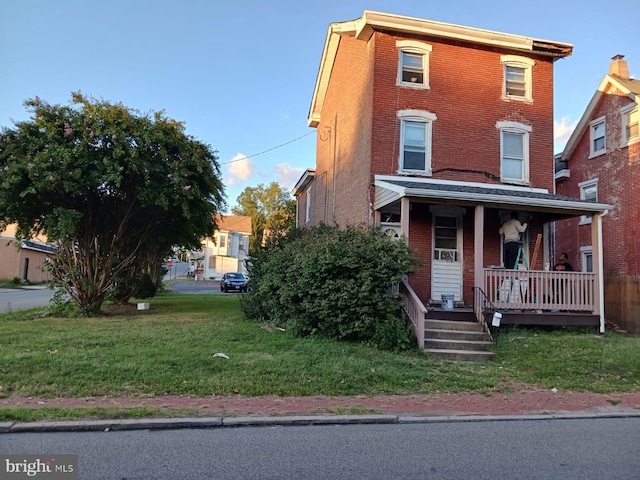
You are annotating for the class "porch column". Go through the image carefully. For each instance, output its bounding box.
[592,212,606,333]
[474,205,485,291]
[400,197,410,240]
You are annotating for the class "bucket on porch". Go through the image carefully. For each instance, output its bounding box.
[441,294,454,311]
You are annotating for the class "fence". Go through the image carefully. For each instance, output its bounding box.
[604,275,640,334]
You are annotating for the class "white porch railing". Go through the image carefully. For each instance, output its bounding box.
[483,268,596,312]
[399,278,428,347]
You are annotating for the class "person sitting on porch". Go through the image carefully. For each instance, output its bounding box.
[499,211,528,270]
[553,252,574,306]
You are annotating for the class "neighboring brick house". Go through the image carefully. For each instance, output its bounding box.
[0,224,54,283]
[555,55,639,331]
[556,55,640,274]
[194,215,252,280]
[293,10,611,333]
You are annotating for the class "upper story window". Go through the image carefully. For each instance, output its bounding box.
[397,109,436,175]
[396,40,432,89]
[219,235,226,248]
[579,178,598,224]
[621,104,639,146]
[589,116,606,158]
[496,121,531,184]
[500,55,534,102]
[305,187,312,223]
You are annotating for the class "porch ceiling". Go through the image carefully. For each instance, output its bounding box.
[374,176,611,217]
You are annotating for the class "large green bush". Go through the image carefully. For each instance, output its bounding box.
[241,224,419,351]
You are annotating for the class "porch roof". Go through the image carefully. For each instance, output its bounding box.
[374,176,612,217]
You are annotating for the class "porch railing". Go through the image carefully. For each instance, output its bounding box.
[399,277,428,347]
[483,268,596,312]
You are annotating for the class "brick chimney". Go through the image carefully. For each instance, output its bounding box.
[610,54,629,79]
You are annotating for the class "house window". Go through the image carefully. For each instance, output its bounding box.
[496,121,531,184]
[589,116,606,157]
[621,104,639,146]
[305,187,311,223]
[208,256,216,269]
[579,178,598,224]
[397,109,436,174]
[500,55,534,102]
[396,40,432,89]
[580,246,593,273]
[219,235,226,248]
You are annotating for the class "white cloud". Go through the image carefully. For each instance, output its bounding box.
[225,153,254,186]
[274,163,305,189]
[554,116,578,152]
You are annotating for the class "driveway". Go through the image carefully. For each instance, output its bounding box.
[165,278,223,294]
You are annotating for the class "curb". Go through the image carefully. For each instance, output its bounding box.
[2,411,640,433]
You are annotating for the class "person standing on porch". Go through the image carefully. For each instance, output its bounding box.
[499,211,528,270]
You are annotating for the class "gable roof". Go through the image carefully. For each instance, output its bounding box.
[309,10,573,127]
[561,74,640,160]
[214,215,252,235]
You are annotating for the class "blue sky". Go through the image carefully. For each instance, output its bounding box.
[1,0,637,210]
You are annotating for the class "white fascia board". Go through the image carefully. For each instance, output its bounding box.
[374,174,549,194]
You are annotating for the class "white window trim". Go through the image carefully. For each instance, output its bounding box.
[579,178,598,225]
[305,187,311,223]
[580,245,593,272]
[500,55,534,103]
[396,40,432,90]
[620,103,639,147]
[496,120,531,185]
[397,109,436,175]
[588,116,606,158]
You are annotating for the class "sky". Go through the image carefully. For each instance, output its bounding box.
[1,0,638,210]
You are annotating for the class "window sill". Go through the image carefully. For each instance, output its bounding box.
[397,81,430,90]
[500,95,533,104]
[620,137,640,148]
[397,169,432,176]
[588,150,606,159]
[500,178,530,186]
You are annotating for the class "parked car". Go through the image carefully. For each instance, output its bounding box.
[220,272,248,293]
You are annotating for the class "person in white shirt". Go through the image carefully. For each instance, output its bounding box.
[499,211,528,269]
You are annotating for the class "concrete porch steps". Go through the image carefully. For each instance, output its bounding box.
[424,319,494,362]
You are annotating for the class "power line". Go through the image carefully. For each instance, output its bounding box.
[220,130,315,165]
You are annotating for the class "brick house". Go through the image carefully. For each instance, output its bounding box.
[191,215,252,280]
[293,10,611,344]
[555,55,639,331]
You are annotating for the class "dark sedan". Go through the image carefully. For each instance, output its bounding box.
[220,272,248,293]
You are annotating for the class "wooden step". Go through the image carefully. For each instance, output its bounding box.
[425,319,484,332]
[424,328,490,341]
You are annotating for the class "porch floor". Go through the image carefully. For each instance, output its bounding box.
[426,306,599,327]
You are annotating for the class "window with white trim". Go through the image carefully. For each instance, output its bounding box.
[580,246,593,273]
[621,104,639,146]
[219,235,226,248]
[397,110,436,174]
[579,178,598,224]
[589,116,606,157]
[396,40,432,89]
[305,187,311,223]
[500,55,534,102]
[496,121,531,184]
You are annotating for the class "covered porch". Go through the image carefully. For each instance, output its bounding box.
[375,175,612,341]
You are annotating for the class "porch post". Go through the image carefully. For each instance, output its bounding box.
[592,212,606,333]
[474,205,484,291]
[401,197,410,240]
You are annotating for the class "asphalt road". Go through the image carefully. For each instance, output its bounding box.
[0,287,55,314]
[1,418,638,479]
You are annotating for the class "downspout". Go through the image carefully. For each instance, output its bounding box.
[593,210,608,333]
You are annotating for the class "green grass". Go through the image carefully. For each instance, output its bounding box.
[1,291,639,421]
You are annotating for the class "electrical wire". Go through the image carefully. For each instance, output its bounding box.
[220,131,315,165]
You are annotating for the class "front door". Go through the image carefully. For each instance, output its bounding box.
[431,214,463,303]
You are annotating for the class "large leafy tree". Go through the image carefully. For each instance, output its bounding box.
[0,93,225,314]
[231,182,295,253]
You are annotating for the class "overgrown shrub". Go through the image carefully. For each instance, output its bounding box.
[241,224,419,351]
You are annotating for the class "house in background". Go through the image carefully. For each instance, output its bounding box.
[0,224,55,283]
[555,54,640,332]
[293,10,611,354]
[193,215,252,280]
